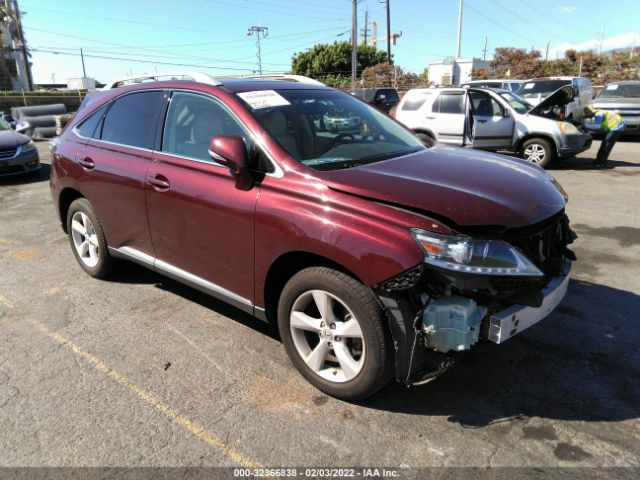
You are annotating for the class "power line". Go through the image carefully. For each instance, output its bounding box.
[31,48,258,72]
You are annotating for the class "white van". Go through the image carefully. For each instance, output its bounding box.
[520,77,593,122]
[394,86,592,168]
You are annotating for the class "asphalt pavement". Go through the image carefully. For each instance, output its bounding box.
[0,140,639,475]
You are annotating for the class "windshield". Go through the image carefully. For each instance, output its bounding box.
[499,92,533,114]
[520,80,571,98]
[238,89,424,171]
[598,84,640,98]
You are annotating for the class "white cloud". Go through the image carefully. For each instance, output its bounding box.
[558,5,577,14]
[548,32,638,58]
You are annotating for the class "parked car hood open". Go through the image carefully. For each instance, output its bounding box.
[527,85,575,116]
[318,146,566,229]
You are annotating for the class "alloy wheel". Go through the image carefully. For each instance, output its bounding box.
[523,143,546,164]
[289,289,365,383]
[71,211,100,268]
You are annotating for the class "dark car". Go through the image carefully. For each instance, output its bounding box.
[50,72,576,400]
[352,88,400,113]
[593,81,640,137]
[0,116,40,177]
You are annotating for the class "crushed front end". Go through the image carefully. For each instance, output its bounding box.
[374,211,577,386]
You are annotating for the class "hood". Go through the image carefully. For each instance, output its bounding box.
[528,85,575,115]
[317,147,566,229]
[0,131,30,149]
[593,97,640,109]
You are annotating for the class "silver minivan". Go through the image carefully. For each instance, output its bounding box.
[394,86,592,168]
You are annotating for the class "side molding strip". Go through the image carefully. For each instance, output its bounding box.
[108,246,255,316]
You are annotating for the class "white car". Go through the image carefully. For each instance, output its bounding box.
[520,77,593,122]
[461,79,525,92]
[394,86,592,168]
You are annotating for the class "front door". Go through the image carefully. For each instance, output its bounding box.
[145,91,258,308]
[469,91,515,149]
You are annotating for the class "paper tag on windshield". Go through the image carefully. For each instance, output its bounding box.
[606,84,619,90]
[523,83,535,90]
[237,90,290,109]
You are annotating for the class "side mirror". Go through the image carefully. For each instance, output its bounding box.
[208,135,253,190]
[502,109,510,118]
[9,123,16,130]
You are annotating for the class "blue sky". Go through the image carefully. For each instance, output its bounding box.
[21,0,640,84]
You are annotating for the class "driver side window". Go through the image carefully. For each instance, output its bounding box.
[469,92,504,117]
[162,92,250,163]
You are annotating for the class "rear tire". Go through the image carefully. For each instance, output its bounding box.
[66,198,113,279]
[277,267,393,401]
[521,138,555,168]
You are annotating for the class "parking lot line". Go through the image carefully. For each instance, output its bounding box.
[30,319,263,469]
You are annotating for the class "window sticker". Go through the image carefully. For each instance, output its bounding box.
[605,84,619,90]
[237,90,291,109]
[523,83,535,90]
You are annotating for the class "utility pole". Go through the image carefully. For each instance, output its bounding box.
[545,41,551,61]
[361,8,369,46]
[247,25,268,75]
[482,37,488,61]
[80,48,86,77]
[597,25,605,56]
[351,0,358,91]
[3,0,33,90]
[385,0,392,64]
[578,56,583,76]
[630,35,635,60]
[455,0,463,57]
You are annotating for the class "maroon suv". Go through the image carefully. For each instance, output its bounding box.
[50,74,576,400]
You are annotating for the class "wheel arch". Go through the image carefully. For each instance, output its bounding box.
[516,133,559,156]
[262,251,365,324]
[58,187,84,233]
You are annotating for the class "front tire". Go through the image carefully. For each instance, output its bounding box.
[521,138,555,168]
[67,198,113,278]
[277,267,393,401]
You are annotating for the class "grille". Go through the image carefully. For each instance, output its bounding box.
[0,148,17,159]
[505,213,575,277]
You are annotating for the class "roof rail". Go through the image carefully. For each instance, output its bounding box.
[102,71,222,90]
[231,74,326,86]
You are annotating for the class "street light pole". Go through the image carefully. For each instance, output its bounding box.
[247,26,268,75]
[455,0,463,57]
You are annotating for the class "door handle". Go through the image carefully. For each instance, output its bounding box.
[77,157,95,169]
[147,174,170,190]
[477,119,487,123]
[425,116,436,120]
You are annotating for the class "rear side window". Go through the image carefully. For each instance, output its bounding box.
[76,105,107,139]
[433,93,464,114]
[101,91,164,149]
[401,94,429,111]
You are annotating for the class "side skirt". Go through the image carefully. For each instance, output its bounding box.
[108,246,263,319]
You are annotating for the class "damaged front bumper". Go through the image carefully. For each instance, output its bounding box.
[487,260,571,344]
[374,205,577,386]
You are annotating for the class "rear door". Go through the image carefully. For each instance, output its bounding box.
[468,90,515,149]
[431,91,466,145]
[145,90,259,308]
[77,90,164,256]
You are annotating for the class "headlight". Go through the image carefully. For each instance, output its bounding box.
[556,121,580,134]
[21,140,36,152]
[410,229,543,277]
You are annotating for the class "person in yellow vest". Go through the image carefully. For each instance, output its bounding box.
[583,105,626,168]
